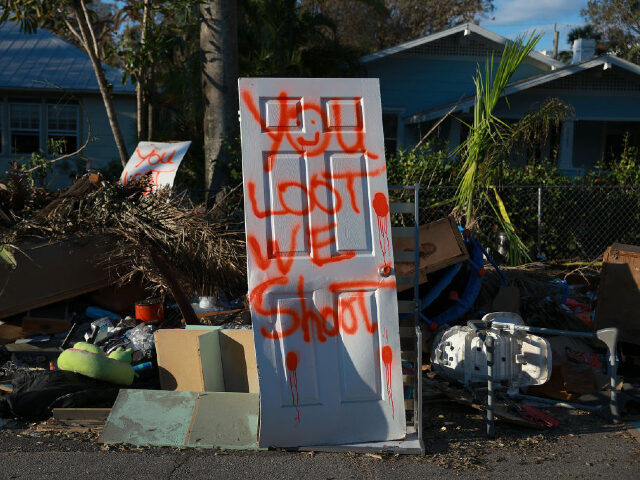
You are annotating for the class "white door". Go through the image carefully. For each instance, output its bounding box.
[239,78,405,447]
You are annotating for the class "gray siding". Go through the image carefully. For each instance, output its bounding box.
[81,95,137,170]
[0,91,136,189]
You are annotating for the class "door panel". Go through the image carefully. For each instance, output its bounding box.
[239,78,405,447]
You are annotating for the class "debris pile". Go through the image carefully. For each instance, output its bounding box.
[1,172,246,298]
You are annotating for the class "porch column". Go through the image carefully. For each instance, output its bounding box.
[557,119,574,171]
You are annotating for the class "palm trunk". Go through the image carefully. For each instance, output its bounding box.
[72,0,129,167]
[137,0,151,141]
[200,0,238,201]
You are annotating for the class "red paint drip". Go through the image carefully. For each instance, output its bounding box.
[381,330,394,419]
[286,351,301,424]
[373,193,391,266]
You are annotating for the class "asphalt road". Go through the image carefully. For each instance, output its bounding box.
[1,405,639,480]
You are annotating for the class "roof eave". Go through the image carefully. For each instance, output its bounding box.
[360,23,564,69]
[404,54,640,124]
[0,84,136,96]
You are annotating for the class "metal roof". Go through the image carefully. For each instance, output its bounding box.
[360,23,565,70]
[0,22,135,95]
[404,54,640,124]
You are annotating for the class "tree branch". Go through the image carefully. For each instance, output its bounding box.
[23,99,92,174]
[79,0,100,58]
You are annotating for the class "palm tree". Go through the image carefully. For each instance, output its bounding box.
[454,32,570,264]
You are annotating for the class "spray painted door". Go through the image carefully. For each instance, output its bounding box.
[239,78,405,447]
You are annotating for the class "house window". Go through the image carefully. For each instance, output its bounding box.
[47,104,78,154]
[10,103,40,154]
[383,112,399,153]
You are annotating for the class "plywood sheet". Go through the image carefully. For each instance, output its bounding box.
[0,238,112,320]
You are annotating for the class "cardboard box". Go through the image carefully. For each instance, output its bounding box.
[595,243,640,345]
[392,216,468,277]
[154,329,258,393]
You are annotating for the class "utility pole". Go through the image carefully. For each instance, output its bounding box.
[553,24,559,60]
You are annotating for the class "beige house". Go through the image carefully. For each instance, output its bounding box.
[0,22,136,188]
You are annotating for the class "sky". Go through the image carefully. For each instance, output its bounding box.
[481,0,589,52]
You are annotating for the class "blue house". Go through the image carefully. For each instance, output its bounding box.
[0,22,136,187]
[362,23,640,174]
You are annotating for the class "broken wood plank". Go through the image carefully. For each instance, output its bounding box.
[0,237,113,320]
[21,317,70,335]
[52,408,111,422]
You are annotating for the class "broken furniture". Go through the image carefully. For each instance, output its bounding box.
[483,319,620,437]
[431,312,552,393]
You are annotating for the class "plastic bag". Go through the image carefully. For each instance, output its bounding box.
[124,323,156,362]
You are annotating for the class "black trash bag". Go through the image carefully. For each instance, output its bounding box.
[50,388,120,410]
[1,369,119,421]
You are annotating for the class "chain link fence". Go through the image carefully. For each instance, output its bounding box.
[414,185,640,262]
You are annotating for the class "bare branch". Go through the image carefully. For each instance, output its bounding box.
[23,98,92,174]
[412,101,461,153]
[79,0,100,58]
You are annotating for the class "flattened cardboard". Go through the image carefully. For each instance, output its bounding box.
[186,392,260,449]
[393,217,468,276]
[101,389,198,447]
[101,389,261,450]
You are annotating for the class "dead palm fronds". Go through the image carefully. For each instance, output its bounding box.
[3,174,247,298]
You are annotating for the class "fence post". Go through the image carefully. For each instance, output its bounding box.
[537,186,542,258]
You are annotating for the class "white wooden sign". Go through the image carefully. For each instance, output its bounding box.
[120,141,191,191]
[239,78,405,447]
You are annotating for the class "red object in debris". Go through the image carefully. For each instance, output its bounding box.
[477,267,486,277]
[429,322,438,331]
[135,298,164,323]
[448,290,459,301]
[565,298,593,327]
[49,361,56,371]
[521,405,560,428]
[462,229,471,238]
